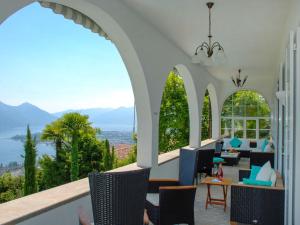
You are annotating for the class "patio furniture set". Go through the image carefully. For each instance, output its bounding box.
[85,143,282,225]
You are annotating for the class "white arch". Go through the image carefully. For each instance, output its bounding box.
[220,88,272,113]
[206,83,220,139]
[0,0,154,167]
[175,64,201,147]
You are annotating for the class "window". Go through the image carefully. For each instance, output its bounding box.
[221,91,271,139]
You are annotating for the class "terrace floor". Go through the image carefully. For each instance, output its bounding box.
[151,158,249,225]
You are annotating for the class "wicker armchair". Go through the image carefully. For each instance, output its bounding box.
[88,168,150,225]
[146,148,198,225]
[250,152,275,168]
[230,169,284,225]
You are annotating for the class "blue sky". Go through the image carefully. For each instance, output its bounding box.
[0,2,133,113]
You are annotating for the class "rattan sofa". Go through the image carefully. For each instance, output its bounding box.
[230,169,284,225]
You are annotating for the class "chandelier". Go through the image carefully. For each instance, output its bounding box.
[192,2,225,65]
[232,69,248,88]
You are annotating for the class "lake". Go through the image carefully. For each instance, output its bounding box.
[0,125,134,166]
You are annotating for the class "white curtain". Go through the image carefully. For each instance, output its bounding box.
[39,1,110,40]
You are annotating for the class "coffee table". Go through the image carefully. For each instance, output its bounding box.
[201,177,232,211]
[221,152,240,166]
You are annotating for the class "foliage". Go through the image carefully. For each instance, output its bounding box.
[201,90,212,140]
[103,139,115,171]
[159,70,190,152]
[0,173,24,203]
[24,126,37,195]
[58,113,93,181]
[39,112,105,186]
[37,155,67,190]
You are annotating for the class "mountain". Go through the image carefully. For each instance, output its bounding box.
[53,107,135,129]
[0,102,56,131]
[0,101,134,132]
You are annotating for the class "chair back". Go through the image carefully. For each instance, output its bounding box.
[215,141,223,153]
[250,152,275,168]
[197,149,214,173]
[159,186,196,225]
[88,168,150,225]
[179,148,198,185]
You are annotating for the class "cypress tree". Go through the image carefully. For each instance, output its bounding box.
[24,126,37,195]
[103,139,111,171]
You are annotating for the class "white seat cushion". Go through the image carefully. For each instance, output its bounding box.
[256,161,272,181]
[146,193,159,206]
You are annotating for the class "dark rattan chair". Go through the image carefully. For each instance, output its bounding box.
[88,168,150,225]
[196,149,214,178]
[146,148,198,225]
[250,152,274,168]
[230,169,284,225]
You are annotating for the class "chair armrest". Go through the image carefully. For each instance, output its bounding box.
[148,179,179,193]
[238,169,251,181]
[159,185,196,190]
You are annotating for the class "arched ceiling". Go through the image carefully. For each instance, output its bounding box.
[123,0,290,80]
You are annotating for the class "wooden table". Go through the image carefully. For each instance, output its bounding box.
[201,177,232,211]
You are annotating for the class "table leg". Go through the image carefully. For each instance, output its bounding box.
[206,184,211,209]
[222,185,228,211]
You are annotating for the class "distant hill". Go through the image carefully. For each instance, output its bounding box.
[53,107,135,129]
[0,102,56,130]
[0,102,134,132]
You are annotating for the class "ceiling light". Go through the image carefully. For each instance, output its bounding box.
[192,2,226,66]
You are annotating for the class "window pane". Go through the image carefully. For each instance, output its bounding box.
[234,129,243,138]
[233,105,245,117]
[245,105,258,117]
[259,130,270,139]
[221,105,232,116]
[246,120,256,129]
[221,118,232,128]
[258,104,271,117]
[221,128,231,137]
[246,130,256,139]
[259,119,271,129]
[234,120,244,130]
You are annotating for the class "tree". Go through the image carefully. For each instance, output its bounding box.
[41,119,65,162]
[24,126,37,195]
[59,113,93,181]
[103,139,114,171]
[201,90,212,140]
[159,70,189,152]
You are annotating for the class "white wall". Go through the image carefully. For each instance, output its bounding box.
[17,195,92,225]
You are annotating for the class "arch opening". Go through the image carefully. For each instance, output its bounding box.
[221,90,271,140]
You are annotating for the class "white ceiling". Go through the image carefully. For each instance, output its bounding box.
[123,0,290,80]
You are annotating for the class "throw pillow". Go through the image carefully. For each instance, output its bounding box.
[256,161,272,181]
[230,137,242,148]
[249,165,261,180]
[261,139,269,152]
[243,178,272,186]
[270,169,277,186]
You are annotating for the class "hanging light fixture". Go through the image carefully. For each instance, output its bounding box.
[232,69,248,88]
[192,2,225,65]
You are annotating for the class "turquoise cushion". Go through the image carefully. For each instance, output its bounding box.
[230,137,242,148]
[243,178,272,186]
[213,157,225,164]
[261,139,269,152]
[249,165,261,180]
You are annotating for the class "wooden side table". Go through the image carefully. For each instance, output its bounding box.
[201,177,232,211]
